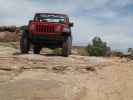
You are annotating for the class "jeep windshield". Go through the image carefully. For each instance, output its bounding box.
[34,14,65,23]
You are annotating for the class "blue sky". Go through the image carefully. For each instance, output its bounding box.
[0,0,133,52]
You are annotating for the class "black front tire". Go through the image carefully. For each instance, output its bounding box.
[20,32,30,53]
[62,36,72,57]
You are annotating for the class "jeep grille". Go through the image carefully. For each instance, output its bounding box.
[36,24,55,33]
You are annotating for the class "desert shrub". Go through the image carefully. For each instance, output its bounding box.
[0,26,17,32]
[86,37,111,57]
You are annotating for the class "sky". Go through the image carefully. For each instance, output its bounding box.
[0,0,133,52]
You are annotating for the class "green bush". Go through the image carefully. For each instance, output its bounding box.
[86,37,111,56]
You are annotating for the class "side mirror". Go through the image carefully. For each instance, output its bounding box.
[69,22,74,27]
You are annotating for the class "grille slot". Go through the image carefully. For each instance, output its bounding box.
[36,24,55,33]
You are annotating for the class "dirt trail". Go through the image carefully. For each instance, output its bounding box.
[0,45,133,100]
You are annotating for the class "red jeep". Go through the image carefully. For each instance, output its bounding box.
[20,13,73,57]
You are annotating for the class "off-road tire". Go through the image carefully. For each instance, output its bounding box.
[33,45,41,54]
[20,31,30,53]
[62,36,72,57]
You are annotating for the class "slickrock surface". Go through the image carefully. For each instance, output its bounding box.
[0,45,133,100]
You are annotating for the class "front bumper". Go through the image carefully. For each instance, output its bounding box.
[30,35,64,48]
[31,35,64,42]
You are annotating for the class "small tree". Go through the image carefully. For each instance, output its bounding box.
[86,37,111,56]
